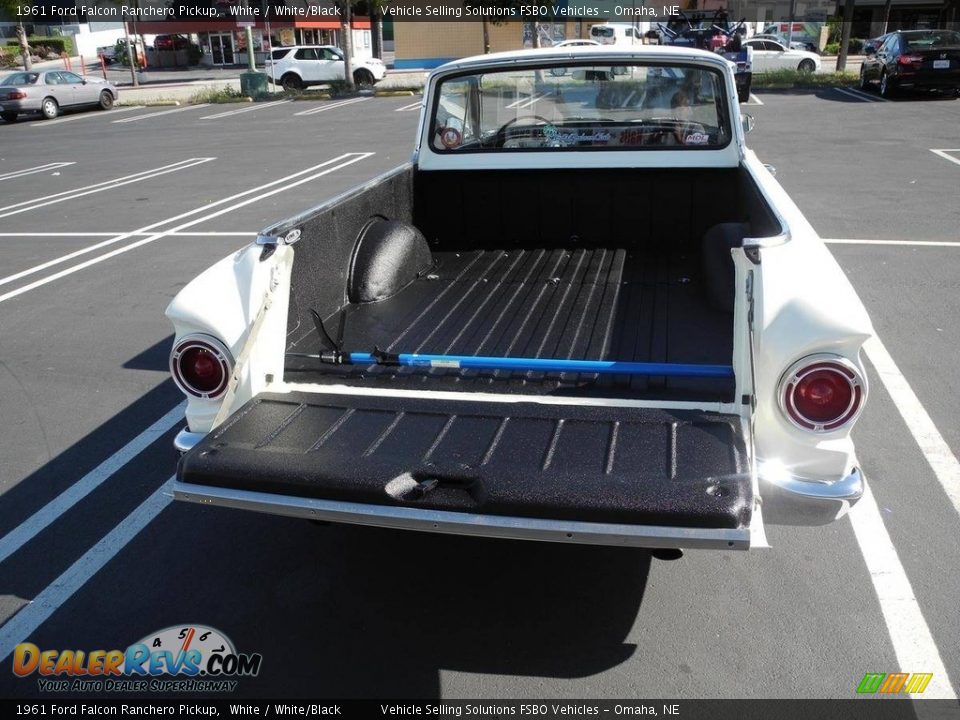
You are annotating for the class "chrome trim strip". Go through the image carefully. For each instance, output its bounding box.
[174,429,206,454]
[762,467,863,501]
[173,482,751,550]
[743,232,791,250]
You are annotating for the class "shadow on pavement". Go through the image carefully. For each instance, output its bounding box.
[0,505,652,699]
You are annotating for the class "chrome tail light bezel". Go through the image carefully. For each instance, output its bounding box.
[778,354,867,433]
[170,333,234,400]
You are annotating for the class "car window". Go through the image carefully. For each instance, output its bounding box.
[294,48,318,61]
[60,72,83,84]
[271,49,291,61]
[431,63,730,153]
[591,27,615,39]
[903,31,960,49]
[1,72,39,86]
[881,35,899,54]
[318,48,342,61]
[45,73,62,85]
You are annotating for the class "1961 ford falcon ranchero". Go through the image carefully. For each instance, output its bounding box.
[167,45,873,552]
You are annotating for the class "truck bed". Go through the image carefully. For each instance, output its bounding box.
[285,246,735,402]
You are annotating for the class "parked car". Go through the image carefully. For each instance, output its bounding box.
[97,38,145,66]
[743,38,821,72]
[154,34,191,51]
[750,33,808,52]
[859,29,960,98]
[169,45,873,552]
[760,23,826,52]
[265,46,386,91]
[0,70,118,122]
[554,39,601,48]
[589,23,645,45]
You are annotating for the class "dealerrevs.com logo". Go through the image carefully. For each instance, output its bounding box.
[12,625,262,693]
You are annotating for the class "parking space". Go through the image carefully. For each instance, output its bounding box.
[1,87,960,700]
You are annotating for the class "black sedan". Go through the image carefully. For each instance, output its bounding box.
[859,29,960,98]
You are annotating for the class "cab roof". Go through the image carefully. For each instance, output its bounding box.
[432,44,730,75]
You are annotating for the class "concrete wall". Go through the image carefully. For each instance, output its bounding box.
[394,21,589,69]
[72,25,130,59]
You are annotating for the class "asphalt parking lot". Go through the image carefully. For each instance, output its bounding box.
[0,86,959,702]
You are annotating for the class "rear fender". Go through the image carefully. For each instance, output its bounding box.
[165,244,294,433]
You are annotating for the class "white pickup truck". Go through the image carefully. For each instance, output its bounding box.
[168,45,873,552]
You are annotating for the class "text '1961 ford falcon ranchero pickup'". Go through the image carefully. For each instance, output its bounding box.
[167,45,874,552]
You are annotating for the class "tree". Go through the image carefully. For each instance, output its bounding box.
[464,0,525,54]
[337,0,356,90]
[0,0,32,70]
[836,1,855,72]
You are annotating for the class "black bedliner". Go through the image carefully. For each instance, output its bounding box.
[178,392,752,530]
[285,247,735,402]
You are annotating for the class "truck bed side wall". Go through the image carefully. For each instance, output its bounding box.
[285,165,416,341]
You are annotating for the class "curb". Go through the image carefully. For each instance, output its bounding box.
[375,90,418,97]
[117,100,180,107]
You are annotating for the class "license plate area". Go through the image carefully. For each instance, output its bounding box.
[933,59,950,69]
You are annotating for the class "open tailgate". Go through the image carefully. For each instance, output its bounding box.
[176,392,754,548]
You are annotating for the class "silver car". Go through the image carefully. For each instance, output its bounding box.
[0,70,119,122]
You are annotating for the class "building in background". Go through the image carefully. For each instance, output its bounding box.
[134,19,372,67]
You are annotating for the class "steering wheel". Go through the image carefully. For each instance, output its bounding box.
[493,115,554,147]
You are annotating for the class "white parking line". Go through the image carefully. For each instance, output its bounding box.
[395,100,422,112]
[0,162,75,182]
[849,482,956,698]
[835,87,887,103]
[32,106,145,127]
[0,478,174,663]
[0,158,215,221]
[930,149,960,168]
[112,103,210,123]
[505,92,546,111]
[0,403,185,565]
[0,153,373,303]
[505,93,538,109]
[824,238,960,247]
[516,93,546,109]
[864,335,960,517]
[746,94,764,106]
[293,97,370,116]
[0,154,355,291]
[200,99,292,120]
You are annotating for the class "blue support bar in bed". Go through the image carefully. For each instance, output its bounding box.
[347,353,735,378]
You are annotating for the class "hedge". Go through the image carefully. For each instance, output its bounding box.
[5,36,75,56]
[823,38,866,56]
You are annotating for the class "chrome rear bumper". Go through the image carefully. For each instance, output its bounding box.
[174,428,205,453]
[173,481,752,550]
[760,467,864,526]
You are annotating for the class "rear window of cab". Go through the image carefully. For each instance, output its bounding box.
[430,63,731,153]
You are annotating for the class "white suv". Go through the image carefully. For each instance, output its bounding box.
[265,46,386,91]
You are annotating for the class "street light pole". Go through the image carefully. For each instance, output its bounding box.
[244,0,256,70]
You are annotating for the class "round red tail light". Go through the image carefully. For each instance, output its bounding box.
[779,355,866,432]
[170,335,233,399]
